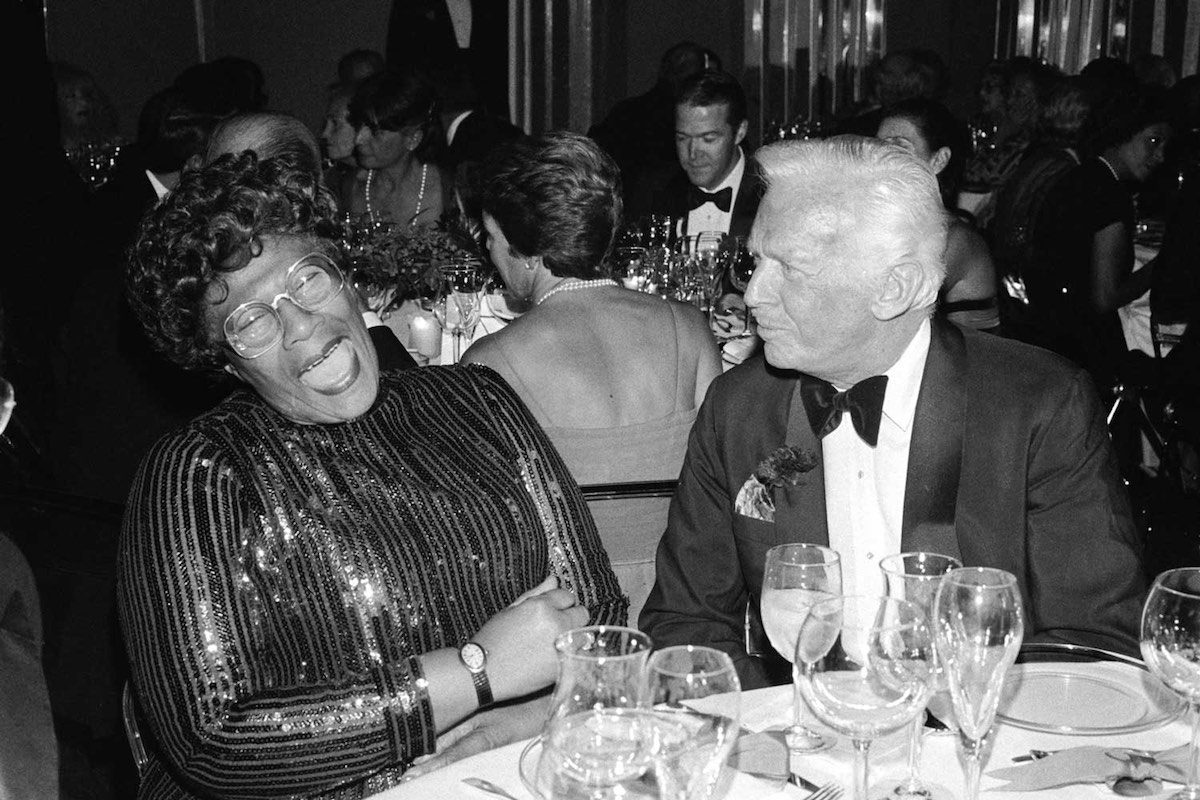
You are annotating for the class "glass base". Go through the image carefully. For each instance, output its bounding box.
[1166,788,1200,800]
[786,723,835,754]
[868,777,956,800]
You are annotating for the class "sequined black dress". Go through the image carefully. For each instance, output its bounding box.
[117,366,626,800]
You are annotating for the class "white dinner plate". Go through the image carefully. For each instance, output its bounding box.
[996,662,1186,735]
[519,737,658,799]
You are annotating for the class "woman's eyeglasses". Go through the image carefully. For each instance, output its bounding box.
[223,252,346,359]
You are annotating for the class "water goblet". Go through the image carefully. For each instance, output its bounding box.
[610,246,657,293]
[934,567,1024,800]
[431,260,485,363]
[876,552,962,800]
[538,626,655,799]
[645,645,741,800]
[1140,567,1200,800]
[795,595,936,800]
[761,543,842,754]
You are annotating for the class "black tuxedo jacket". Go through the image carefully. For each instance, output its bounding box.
[641,320,1146,688]
[445,110,523,168]
[626,158,763,239]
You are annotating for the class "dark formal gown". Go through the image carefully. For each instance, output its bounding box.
[118,366,624,800]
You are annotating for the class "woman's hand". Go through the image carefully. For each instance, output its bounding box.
[403,695,551,781]
[475,583,587,701]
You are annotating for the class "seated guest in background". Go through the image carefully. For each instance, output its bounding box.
[462,132,721,623]
[348,69,454,230]
[1033,86,1172,390]
[320,83,362,211]
[991,76,1091,307]
[877,99,999,332]
[642,136,1146,689]
[589,40,721,203]
[959,57,1059,227]
[837,47,949,137]
[626,69,763,241]
[118,151,624,798]
[204,110,418,372]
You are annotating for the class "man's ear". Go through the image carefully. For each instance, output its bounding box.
[734,119,749,147]
[929,146,951,175]
[870,261,935,321]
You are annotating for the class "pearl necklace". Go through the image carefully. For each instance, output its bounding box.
[535,278,619,306]
[365,161,428,229]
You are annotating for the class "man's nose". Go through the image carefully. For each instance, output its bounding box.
[743,262,768,309]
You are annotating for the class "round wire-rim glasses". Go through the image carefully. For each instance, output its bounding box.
[222,251,346,359]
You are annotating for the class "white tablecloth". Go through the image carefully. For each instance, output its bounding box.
[380,662,1191,799]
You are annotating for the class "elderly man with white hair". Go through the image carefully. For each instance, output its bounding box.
[641,136,1145,689]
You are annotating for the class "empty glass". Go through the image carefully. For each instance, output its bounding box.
[934,567,1024,800]
[1141,568,1200,800]
[877,552,962,800]
[795,595,936,800]
[430,260,485,363]
[645,645,741,800]
[761,543,842,754]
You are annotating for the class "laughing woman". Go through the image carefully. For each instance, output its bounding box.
[118,151,623,800]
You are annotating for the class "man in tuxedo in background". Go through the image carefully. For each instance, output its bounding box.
[626,69,763,240]
[640,136,1146,688]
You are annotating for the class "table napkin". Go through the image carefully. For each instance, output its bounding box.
[987,745,1190,791]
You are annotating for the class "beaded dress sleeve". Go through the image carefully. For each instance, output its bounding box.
[117,367,623,800]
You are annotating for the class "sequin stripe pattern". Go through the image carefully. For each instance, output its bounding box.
[119,428,432,799]
[117,366,624,800]
[462,367,628,626]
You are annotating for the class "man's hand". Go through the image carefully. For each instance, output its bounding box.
[403,695,551,780]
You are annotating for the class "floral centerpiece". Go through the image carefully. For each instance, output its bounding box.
[337,210,488,313]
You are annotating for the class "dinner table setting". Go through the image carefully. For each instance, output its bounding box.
[369,222,763,369]
[372,562,1200,800]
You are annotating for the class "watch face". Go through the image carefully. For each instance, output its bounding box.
[461,642,486,671]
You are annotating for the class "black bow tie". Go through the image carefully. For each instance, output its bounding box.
[799,374,889,447]
[687,185,733,212]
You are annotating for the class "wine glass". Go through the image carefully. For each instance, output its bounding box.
[877,553,962,800]
[795,595,936,800]
[1140,567,1200,800]
[538,626,655,799]
[934,567,1024,800]
[761,543,842,754]
[645,645,741,800]
[431,260,485,363]
[717,236,756,338]
[610,246,657,293]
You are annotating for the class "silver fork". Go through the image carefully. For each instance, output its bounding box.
[806,782,844,800]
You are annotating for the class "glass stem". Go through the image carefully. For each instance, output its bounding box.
[1188,702,1200,788]
[904,712,924,791]
[452,330,462,364]
[960,733,985,800]
[852,739,872,800]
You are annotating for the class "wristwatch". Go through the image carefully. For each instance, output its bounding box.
[458,641,494,709]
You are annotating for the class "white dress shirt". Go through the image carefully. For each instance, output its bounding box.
[824,319,932,601]
[146,170,170,200]
[685,148,745,237]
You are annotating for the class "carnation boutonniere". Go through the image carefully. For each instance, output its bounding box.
[734,445,820,523]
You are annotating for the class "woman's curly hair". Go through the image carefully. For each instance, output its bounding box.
[126,151,339,373]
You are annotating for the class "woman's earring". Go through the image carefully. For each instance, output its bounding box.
[524,260,534,271]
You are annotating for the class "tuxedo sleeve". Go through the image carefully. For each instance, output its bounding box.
[1024,368,1145,655]
[639,389,774,689]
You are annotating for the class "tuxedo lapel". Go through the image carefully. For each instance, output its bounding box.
[729,160,763,239]
[774,380,830,546]
[901,320,966,561]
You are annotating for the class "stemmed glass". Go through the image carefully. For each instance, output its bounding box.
[795,595,936,800]
[761,543,842,754]
[715,236,756,338]
[431,259,485,363]
[934,567,1024,800]
[878,553,962,800]
[1140,567,1200,800]
[645,645,741,800]
[610,246,658,294]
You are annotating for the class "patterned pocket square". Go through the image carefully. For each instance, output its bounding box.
[735,476,776,522]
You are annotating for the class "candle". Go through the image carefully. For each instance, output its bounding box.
[409,314,442,360]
